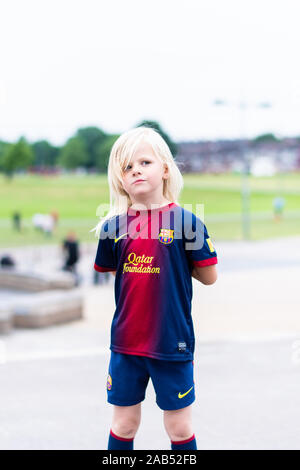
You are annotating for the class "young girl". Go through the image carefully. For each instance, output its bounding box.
[91,126,218,450]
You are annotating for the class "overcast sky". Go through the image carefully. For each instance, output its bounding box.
[1,0,299,145]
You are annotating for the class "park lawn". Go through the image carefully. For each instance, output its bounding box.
[0,172,299,247]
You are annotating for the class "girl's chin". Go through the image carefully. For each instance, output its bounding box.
[132,186,149,192]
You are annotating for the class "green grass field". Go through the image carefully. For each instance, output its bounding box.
[0,172,299,248]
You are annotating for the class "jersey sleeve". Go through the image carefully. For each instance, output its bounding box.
[94,220,117,272]
[183,212,218,268]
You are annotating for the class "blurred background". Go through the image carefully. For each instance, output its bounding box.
[0,0,299,450]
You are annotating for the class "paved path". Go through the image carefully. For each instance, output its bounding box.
[0,236,300,449]
[1,235,300,340]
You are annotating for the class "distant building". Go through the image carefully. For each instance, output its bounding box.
[175,137,300,174]
[250,156,277,176]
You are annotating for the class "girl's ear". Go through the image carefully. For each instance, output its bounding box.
[162,163,169,179]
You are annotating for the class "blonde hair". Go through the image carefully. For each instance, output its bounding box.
[90,126,184,239]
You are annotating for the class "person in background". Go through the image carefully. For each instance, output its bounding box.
[12,212,21,232]
[50,210,59,229]
[43,214,55,237]
[273,196,285,222]
[93,267,110,285]
[32,213,44,232]
[62,231,80,284]
[32,213,55,236]
[0,254,15,269]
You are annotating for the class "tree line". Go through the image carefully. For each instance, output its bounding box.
[0,120,177,179]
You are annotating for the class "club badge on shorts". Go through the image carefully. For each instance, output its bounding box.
[158,228,174,245]
[107,374,112,391]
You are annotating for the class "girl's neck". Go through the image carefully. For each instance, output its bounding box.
[129,198,172,211]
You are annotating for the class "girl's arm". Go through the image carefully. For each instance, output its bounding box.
[111,271,116,277]
[192,265,217,285]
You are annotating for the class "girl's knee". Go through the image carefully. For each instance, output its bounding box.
[164,422,193,441]
[111,420,139,439]
[112,404,141,438]
[163,406,193,441]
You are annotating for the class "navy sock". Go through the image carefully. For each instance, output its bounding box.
[171,434,197,450]
[108,429,134,450]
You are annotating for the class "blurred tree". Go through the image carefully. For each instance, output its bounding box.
[95,134,120,172]
[0,140,10,172]
[75,127,107,169]
[253,133,280,144]
[135,120,178,157]
[57,136,89,169]
[2,137,34,179]
[32,140,59,168]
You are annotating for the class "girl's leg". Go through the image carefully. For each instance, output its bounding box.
[111,402,142,439]
[163,404,197,449]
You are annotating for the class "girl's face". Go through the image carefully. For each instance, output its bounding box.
[121,140,169,204]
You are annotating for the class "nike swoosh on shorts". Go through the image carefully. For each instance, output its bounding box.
[178,386,194,399]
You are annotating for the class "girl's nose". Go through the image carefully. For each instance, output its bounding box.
[132,167,141,176]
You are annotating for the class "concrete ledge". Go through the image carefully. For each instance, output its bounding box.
[13,306,83,328]
[3,290,84,329]
[0,268,75,291]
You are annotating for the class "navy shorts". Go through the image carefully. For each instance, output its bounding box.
[106,351,195,411]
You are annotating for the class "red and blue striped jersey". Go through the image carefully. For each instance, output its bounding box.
[94,202,218,361]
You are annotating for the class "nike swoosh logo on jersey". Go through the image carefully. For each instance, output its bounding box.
[178,386,194,399]
[114,232,129,243]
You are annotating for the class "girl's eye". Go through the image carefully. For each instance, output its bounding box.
[124,161,150,171]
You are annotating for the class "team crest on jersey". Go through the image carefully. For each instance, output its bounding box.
[107,374,112,391]
[158,228,174,245]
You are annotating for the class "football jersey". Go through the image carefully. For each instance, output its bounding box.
[94,202,218,361]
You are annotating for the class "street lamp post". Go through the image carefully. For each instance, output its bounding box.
[239,101,251,240]
[213,99,272,240]
[240,136,251,239]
